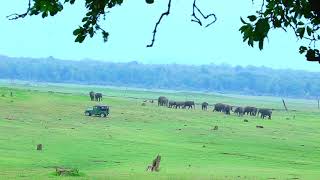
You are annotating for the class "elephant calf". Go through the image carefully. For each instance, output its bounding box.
[213,103,226,112]
[223,105,231,115]
[233,107,244,116]
[168,101,176,108]
[244,106,258,116]
[258,108,272,119]
[175,101,185,109]
[202,102,209,111]
[184,101,195,109]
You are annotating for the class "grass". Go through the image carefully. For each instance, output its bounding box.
[0,82,320,179]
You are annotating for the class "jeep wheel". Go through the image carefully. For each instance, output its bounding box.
[86,112,91,116]
[100,113,106,118]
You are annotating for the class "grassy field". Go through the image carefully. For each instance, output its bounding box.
[0,82,320,179]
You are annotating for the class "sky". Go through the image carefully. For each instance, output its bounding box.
[0,0,319,71]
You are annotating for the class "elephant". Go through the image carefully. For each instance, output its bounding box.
[184,101,195,109]
[258,108,272,119]
[202,102,209,110]
[175,101,185,109]
[158,96,168,106]
[95,93,103,102]
[243,106,258,116]
[233,106,244,116]
[89,91,95,101]
[213,103,226,112]
[223,105,231,115]
[168,101,176,108]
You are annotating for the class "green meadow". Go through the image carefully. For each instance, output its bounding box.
[0,82,320,179]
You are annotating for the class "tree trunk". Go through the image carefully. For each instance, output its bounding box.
[146,155,161,172]
[282,99,288,111]
[37,144,42,151]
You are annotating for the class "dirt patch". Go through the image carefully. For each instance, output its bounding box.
[220,152,256,159]
[92,160,108,163]
[55,167,80,176]
[4,116,15,120]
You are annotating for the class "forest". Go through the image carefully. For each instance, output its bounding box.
[1,55,320,98]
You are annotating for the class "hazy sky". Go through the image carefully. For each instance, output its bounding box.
[0,0,319,71]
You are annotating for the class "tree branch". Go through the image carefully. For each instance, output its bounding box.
[6,0,31,20]
[191,0,217,28]
[147,0,172,48]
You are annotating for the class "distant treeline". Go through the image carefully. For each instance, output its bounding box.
[1,55,320,98]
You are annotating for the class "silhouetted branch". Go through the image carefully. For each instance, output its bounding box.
[191,0,217,28]
[147,0,172,48]
[6,0,31,20]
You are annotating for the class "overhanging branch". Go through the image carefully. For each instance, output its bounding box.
[191,0,217,28]
[147,0,172,48]
[6,0,31,20]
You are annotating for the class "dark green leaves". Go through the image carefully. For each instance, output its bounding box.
[240,17,270,50]
[102,31,109,42]
[306,26,313,36]
[242,0,319,61]
[65,0,76,4]
[299,46,308,54]
[247,15,257,22]
[30,0,63,18]
[296,27,305,39]
[146,0,155,4]
[75,35,86,43]
[73,28,82,36]
[28,0,123,43]
[71,0,123,43]
[255,18,270,38]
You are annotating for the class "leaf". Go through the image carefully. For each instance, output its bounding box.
[306,26,313,36]
[102,31,109,43]
[42,11,48,18]
[73,28,82,36]
[75,35,85,43]
[247,15,257,22]
[82,17,89,22]
[299,46,308,54]
[259,39,264,50]
[296,27,305,39]
[240,17,248,24]
[255,18,270,38]
[248,37,254,47]
[89,27,94,38]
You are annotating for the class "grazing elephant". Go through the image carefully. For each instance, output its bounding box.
[89,91,95,101]
[184,101,195,109]
[233,107,244,116]
[168,101,176,108]
[258,108,272,119]
[243,106,258,116]
[95,93,103,102]
[213,103,226,112]
[202,102,209,111]
[175,101,185,109]
[158,96,168,106]
[223,105,231,115]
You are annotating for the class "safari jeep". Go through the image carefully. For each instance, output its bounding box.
[85,105,109,117]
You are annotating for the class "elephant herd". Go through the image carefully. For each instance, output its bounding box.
[158,96,273,119]
[158,96,195,109]
[213,103,272,119]
[89,91,103,102]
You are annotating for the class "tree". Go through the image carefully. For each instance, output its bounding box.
[6,0,320,63]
